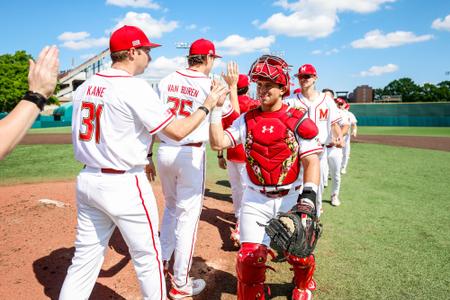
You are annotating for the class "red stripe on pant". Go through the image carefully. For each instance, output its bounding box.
[135,175,164,300]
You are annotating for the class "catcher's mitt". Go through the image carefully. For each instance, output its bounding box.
[264,189,322,257]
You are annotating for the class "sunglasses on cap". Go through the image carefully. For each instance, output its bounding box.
[298,74,314,80]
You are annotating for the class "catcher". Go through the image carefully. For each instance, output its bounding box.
[210,55,323,300]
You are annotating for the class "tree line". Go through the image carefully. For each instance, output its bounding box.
[0,50,58,112]
[374,78,450,102]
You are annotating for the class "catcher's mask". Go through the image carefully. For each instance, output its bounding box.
[248,55,291,97]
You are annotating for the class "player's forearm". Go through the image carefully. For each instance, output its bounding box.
[209,122,226,150]
[229,86,240,115]
[301,154,320,186]
[341,124,349,136]
[163,108,208,141]
[0,101,40,160]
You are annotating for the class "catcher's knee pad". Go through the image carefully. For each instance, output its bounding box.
[236,242,268,300]
[287,253,316,290]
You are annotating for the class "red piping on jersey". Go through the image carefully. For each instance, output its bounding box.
[221,107,234,119]
[184,150,206,285]
[176,70,208,79]
[135,175,164,300]
[96,73,132,78]
[224,129,236,147]
[299,147,323,159]
[149,112,175,134]
[313,94,326,124]
[331,117,342,125]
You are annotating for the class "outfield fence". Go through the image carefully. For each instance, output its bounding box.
[350,102,450,126]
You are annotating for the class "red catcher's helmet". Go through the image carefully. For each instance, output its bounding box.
[248,55,291,97]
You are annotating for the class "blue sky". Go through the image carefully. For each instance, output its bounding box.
[1,0,449,92]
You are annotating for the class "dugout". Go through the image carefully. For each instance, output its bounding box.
[53,102,73,122]
[349,102,450,126]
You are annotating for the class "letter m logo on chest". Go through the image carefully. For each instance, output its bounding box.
[319,108,329,120]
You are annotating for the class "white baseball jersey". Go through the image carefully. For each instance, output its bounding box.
[340,109,351,127]
[348,111,357,125]
[72,68,175,170]
[156,68,233,145]
[284,92,342,145]
[224,108,323,191]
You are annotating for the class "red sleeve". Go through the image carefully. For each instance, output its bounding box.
[222,110,240,129]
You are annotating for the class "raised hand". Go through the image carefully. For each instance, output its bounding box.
[28,45,59,98]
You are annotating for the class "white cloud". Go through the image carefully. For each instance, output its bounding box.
[185,24,197,30]
[113,12,178,39]
[58,32,90,41]
[143,56,186,79]
[359,63,398,76]
[312,48,339,55]
[351,30,433,48]
[432,14,450,31]
[261,0,396,39]
[61,37,109,50]
[106,0,160,10]
[215,35,276,56]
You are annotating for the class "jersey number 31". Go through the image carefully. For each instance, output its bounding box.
[79,101,104,143]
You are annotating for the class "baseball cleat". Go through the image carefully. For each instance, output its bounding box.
[331,194,341,206]
[169,277,206,299]
[292,288,312,300]
[341,168,347,174]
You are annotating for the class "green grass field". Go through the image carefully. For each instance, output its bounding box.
[1,141,449,299]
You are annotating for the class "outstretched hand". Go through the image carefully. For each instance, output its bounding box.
[221,61,239,88]
[28,46,59,98]
[205,80,229,109]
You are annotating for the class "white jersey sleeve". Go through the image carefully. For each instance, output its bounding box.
[348,111,357,124]
[223,113,246,148]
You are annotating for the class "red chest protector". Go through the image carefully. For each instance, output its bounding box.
[244,104,316,187]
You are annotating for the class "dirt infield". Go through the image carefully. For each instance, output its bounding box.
[354,135,450,152]
[0,181,239,299]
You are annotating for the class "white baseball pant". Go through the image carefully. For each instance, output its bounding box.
[239,187,298,245]
[157,144,206,288]
[327,146,343,197]
[59,167,166,300]
[226,160,247,220]
[341,135,351,171]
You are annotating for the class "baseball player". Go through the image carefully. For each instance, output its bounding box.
[210,55,323,300]
[217,74,260,246]
[153,38,234,299]
[325,97,350,206]
[341,102,358,174]
[60,26,228,300]
[284,65,343,213]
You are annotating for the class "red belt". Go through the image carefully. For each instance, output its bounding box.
[259,185,301,198]
[100,168,126,174]
[182,142,203,147]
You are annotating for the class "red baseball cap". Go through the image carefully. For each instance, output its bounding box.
[110,25,161,52]
[189,38,221,58]
[237,74,250,89]
[335,97,346,105]
[295,64,317,77]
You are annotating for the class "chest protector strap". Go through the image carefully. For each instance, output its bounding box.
[244,104,309,187]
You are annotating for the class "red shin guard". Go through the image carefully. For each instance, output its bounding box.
[287,254,316,290]
[236,243,269,300]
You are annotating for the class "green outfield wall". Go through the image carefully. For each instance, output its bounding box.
[349,102,450,126]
